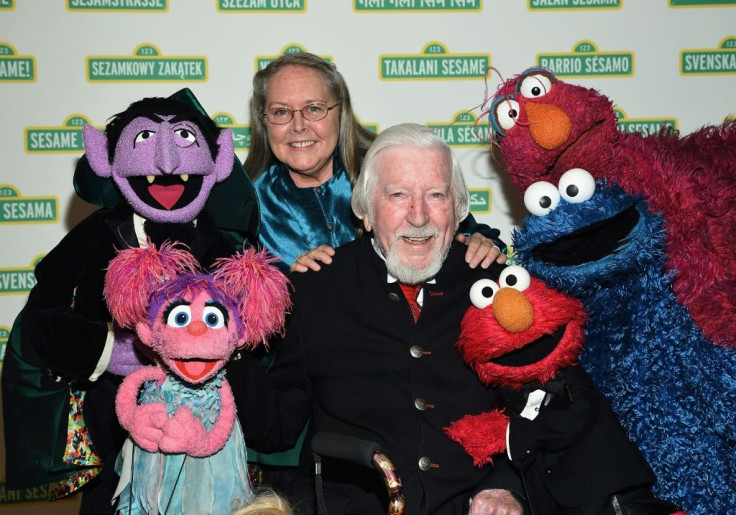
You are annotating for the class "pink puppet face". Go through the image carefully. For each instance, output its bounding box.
[136,285,241,384]
[490,67,619,192]
[110,115,223,222]
[458,266,587,390]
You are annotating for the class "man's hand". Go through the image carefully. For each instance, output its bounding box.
[468,489,523,514]
[456,233,507,269]
[290,245,336,273]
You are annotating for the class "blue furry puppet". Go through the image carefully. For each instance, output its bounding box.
[445,266,682,514]
[512,168,736,514]
[1,89,258,512]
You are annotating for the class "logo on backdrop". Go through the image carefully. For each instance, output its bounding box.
[0,481,61,505]
[527,0,621,9]
[380,42,490,80]
[0,325,8,363]
[66,0,167,11]
[217,0,306,12]
[0,42,35,82]
[669,0,736,6]
[469,189,492,214]
[87,43,207,82]
[427,112,490,147]
[680,36,736,75]
[25,115,95,153]
[213,113,251,151]
[537,40,634,78]
[255,43,332,71]
[0,0,13,10]
[0,185,58,225]
[614,108,677,136]
[0,255,42,295]
[354,0,481,12]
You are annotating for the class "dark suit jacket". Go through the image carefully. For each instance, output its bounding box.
[507,366,655,513]
[269,236,521,514]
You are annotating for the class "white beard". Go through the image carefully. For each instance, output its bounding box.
[378,226,450,285]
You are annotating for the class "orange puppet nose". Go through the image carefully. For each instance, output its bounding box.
[187,320,207,336]
[525,102,572,150]
[492,288,534,333]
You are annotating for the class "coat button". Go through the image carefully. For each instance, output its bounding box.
[326,223,333,231]
[388,293,400,302]
[410,345,423,358]
[545,467,552,475]
[418,457,432,471]
[315,187,322,194]
[414,398,427,410]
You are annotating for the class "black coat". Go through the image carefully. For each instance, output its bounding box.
[272,236,522,515]
[506,366,656,513]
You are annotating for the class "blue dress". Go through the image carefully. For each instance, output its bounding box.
[254,161,355,272]
[114,372,254,514]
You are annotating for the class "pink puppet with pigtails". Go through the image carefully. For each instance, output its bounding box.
[103,242,291,515]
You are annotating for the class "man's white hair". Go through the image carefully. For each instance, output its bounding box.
[351,122,470,223]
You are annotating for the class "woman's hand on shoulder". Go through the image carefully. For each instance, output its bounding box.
[290,245,336,273]
[456,233,507,269]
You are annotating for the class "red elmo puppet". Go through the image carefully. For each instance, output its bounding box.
[488,67,736,346]
[445,266,683,515]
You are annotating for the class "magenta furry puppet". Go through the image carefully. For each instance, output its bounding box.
[488,67,736,347]
[103,242,291,514]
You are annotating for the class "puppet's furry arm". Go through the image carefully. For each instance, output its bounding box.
[158,378,237,457]
[445,410,510,467]
[115,366,168,452]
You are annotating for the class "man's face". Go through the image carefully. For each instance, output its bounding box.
[364,145,458,284]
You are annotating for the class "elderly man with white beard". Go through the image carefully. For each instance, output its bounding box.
[251,123,524,514]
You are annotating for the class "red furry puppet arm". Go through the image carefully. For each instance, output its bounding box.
[445,409,510,467]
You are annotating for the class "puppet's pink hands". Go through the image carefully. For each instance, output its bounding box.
[445,410,510,467]
[158,407,208,455]
[126,403,168,452]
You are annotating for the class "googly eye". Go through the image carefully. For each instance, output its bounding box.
[167,305,191,327]
[494,98,520,132]
[469,279,500,309]
[202,306,226,329]
[134,130,155,144]
[519,73,553,99]
[174,128,197,147]
[524,181,560,216]
[558,168,595,204]
[499,266,531,292]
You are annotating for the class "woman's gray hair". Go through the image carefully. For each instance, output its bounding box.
[244,52,375,183]
[351,123,470,223]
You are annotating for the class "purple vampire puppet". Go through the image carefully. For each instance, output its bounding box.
[2,90,259,514]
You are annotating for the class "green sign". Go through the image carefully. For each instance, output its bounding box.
[0,186,58,224]
[67,0,167,11]
[670,0,736,6]
[25,116,92,153]
[681,37,736,75]
[528,0,621,9]
[614,108,677,136]
[87,44,206,82]
[469,189,492,214]
[355,0,480,11]
[0,482,52,504]
[0,0,14,9]
[537,40,633,78]
[427,112,490,147]
[380,42,490,80]
[218,0,305,11]
[0,43,35,82]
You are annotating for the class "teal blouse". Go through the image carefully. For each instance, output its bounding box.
[254,160,356,272]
